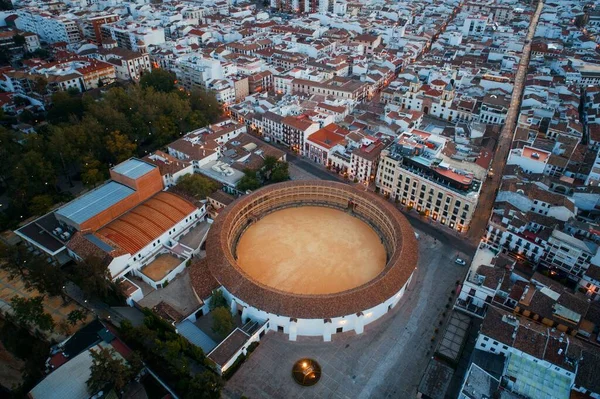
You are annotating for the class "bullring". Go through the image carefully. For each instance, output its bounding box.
[193,180,418,341]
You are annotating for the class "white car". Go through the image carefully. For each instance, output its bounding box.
[455,258,467,266]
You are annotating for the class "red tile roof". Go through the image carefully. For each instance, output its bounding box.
[97,192,196,254]
[306,123,349,149]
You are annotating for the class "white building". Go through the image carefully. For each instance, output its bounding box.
[15,10,81,44]
[376,129,483,232]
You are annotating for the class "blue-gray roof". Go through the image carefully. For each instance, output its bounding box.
[56,182,135,225]
[84,233,114,252]
[177,320,217,353]
[111,159,155,179]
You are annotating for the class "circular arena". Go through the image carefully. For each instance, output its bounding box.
[196,181,418,341]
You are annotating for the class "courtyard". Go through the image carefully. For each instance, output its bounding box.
[223,228,471,399]
[141,254,182,282]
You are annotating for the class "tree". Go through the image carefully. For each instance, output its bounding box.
[13,34,26,47]
[67,309,87,326]
[11,150,57,204]
[47,90,84,123]
[105,130,137,163]
[27,257,68,300]
[262,155,278,174]
[10,296,54,332]
[0,127,19,189]
[270,161,289,183]
[209,289,228,311]
[29,194,54,216]
[0,0,13,10]
[71,256,113,300]
[186,371,223,399]
[175,174,219,200]
[211,307,234,339]
[0,243,31,281]
[140,69,177,93]
[87,347,136,394]
[81,155,106,188]
[46,125,78,187]
[236,169,261,192]
[189,89,222,124]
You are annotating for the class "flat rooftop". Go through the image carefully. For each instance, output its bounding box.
[111,158,156,179]
[522,146,550,162]
[55,181,135,226]
[198,160,244,186]
[141,254,182,282]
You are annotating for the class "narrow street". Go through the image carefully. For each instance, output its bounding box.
[467,0,544,241]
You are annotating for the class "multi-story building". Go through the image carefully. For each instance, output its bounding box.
[541,229,600,281]
[79,13,120,44]
[281,115,320,154]
[0,29,40,55]
[15,10,81,44]
[478,93,510,125]
[291,77,370,102]
[350,141,385,184]
[462,15,489,37]
[174,54,225,91]
[87,46,151,82]
[376,129,482,232]
[101,22,164,52]
[474,307,583,399]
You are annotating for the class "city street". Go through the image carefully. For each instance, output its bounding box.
[467,0,544,241]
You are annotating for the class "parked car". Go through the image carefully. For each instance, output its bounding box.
[455,258,467,266]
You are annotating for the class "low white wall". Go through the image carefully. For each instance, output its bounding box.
[218,322,269,374]
[123,277,144,306]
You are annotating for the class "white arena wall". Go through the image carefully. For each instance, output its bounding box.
[221,271,414,342]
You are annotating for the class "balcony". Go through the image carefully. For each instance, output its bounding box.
[455,297,486,318]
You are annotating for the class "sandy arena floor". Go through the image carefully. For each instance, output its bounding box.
[235,206,386,295]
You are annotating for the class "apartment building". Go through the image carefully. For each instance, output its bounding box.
[350,141,385,184]
[15,10,81,44]
[291,77,369,102]
[101,22,164,52]
[174,55,225,91]
[376,129,482,232]
[541,229,600,281]
[88,46,151,81]
[478,94,510,125]
[282,115,320,154]
[79,13,120,44]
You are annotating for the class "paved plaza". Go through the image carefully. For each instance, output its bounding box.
[223,229,471,399]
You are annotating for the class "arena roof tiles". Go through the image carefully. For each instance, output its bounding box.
[111,158,156,179]
[97,192,196,255]
[55,182,135,225]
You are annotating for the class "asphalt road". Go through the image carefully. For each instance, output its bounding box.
[286,152,342,181]
[467,0,544,242]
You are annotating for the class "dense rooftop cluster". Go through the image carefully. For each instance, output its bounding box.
[3,0,600,397]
